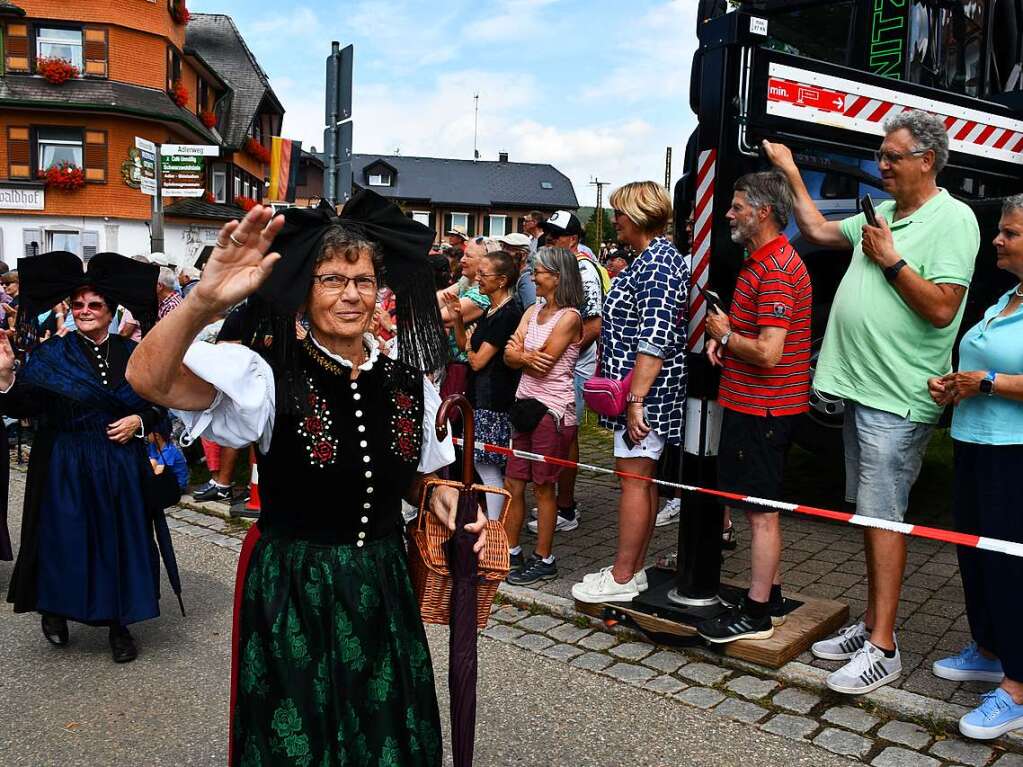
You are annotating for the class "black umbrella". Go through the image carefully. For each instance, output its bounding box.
[152,510,186,617]
[435,394,482,767]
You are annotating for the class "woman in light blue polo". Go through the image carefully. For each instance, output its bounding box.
[928,194,1023,740]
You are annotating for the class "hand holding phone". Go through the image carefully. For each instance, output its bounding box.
[861,194,879,227]
[698,285,725,315]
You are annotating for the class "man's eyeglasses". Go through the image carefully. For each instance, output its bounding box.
[874,148,928,165]
[71,300,106,312]
[311,273,378,295]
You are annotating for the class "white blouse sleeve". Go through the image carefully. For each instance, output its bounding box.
[173,342,276,454]
[418,375,455,474]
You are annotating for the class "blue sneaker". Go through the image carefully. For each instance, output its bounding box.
[932,642,1004,683]
[959,688,1023,740]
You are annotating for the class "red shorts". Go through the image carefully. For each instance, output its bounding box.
[505,414,577,486]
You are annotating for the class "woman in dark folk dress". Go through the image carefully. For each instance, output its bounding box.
[128,191,487,767]
[2,252,166,663]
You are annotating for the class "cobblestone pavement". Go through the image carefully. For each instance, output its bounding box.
[135,502,1023,766]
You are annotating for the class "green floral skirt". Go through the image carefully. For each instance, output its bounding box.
[232,528,442,767]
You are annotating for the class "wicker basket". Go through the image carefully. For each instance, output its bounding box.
[409,478,511,629]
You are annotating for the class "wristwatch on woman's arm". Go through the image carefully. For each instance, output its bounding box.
[626,392,645,405]
[980,371,997,396]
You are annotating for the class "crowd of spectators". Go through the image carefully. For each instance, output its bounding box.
[3,109,1022,741]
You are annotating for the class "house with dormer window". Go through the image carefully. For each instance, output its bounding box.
[298,151,578,241]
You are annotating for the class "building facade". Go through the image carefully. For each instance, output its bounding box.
[0,2,282,267]
[298,151,579,240]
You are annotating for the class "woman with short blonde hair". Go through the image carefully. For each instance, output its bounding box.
[571,181,690,605]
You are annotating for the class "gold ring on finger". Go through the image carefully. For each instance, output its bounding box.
[216,239,229,249]
[229,233,246,247]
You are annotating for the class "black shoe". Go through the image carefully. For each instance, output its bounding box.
[698,604,774,644]
[41,613,69,646]
[509,551,524,571]
[719,592,788,627]
[109,626,138,663]
[506,554,558,586]
[193,483,232,502]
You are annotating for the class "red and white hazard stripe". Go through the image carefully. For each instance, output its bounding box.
[688,148,716,354]
[453,438,1023,560]
[765,63,1023,165]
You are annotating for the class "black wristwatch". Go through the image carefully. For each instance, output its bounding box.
[884,259,907,282]
[979,371,996,396]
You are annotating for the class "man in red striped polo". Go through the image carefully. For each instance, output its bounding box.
[697,171,812,644]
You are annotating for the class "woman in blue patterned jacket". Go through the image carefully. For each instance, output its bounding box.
[572,181,690,604]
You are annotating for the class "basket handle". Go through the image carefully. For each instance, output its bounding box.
[435,394,474,490]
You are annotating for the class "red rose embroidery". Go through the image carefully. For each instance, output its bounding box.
[304,417,323,434]
[307,393,318,407]
[312,441,333,462]
[395,392,414,410]
[397,417,415,434]
[398,435,413,456]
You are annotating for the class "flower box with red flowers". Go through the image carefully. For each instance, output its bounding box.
[170,80,189,108]
[199,110,218,129]
[235,195,257,212]
[244,137,271,164]
[203,191,216,204]
[39,162,86,191]
[170,0,190,24]
[37,57,79,85]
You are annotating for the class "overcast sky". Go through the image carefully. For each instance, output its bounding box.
[190,0,700,206]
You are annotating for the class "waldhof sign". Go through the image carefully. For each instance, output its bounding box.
[0,186,45,211]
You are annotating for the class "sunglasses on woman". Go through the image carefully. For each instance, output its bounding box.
[71,300,107,312]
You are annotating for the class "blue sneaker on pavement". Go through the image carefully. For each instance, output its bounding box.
[959,688,1023,740]
[932,642,1005,683]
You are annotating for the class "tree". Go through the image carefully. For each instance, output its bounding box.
[584,208,614,253]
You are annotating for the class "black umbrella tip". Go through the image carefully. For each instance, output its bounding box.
[176,593,187,617]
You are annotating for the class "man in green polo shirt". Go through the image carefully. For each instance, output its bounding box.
[765,110,979,695]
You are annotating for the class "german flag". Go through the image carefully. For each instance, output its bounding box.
[268,137,302,202]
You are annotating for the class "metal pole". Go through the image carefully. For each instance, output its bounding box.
[150,146,164,253]
[325,41,340,205]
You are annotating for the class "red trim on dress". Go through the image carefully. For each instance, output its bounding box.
[228,523,262,766]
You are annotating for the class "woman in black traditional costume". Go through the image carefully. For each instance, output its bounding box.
[128,190,486,767]
[2,251,167,663]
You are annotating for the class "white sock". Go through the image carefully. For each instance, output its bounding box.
[509,545,522,556]
[474,461,506,520]
[541,554,555,564]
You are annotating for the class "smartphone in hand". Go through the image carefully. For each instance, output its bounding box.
[698,285,725,315]
[861,194,879,227]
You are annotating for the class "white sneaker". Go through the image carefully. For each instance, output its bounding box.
[527,512,580,533]
[826,640,902,695]
[571,569,640,604]
[583,566,648,592]
[812,621,870,661]
[655,498,681,526]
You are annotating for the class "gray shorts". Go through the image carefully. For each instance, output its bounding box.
[843,401,933,522]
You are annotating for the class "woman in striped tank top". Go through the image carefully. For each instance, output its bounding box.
[503,247,583,585]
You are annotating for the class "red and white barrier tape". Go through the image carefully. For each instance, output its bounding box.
[453,437,1023,560]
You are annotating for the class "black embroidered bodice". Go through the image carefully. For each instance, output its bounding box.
[256,338,425,544]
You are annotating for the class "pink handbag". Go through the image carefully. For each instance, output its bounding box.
[582,349,635,417]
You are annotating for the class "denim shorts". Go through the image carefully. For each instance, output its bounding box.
[843,401,933,522]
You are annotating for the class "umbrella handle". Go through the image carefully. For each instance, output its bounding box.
[435,394,475,489]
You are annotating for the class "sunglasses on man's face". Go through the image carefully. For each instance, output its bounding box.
[71,300,106,312]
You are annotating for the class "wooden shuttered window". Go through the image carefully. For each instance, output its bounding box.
[82,231,100,262]
[82,27,109,78]
[7,126,32,179]
[5,23,30,73]
[83,130,108,183]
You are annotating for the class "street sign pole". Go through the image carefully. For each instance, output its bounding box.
[324,41,353,206]
[151,146,164,253]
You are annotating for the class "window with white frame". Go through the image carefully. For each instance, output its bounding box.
[233,174,241,198]
[36,127,83,171]
[488,215,507,236]
[212,167,227,203]
[450,212,469,233]
[36,27,83,69]
[411,210,430,226]
[46,229,80,255]
[368,171,392,187]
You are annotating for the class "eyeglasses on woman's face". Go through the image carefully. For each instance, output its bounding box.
[476,270,503,280]
[311,273,378,296]
[533,266,557,277]
[71,300,107,312]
